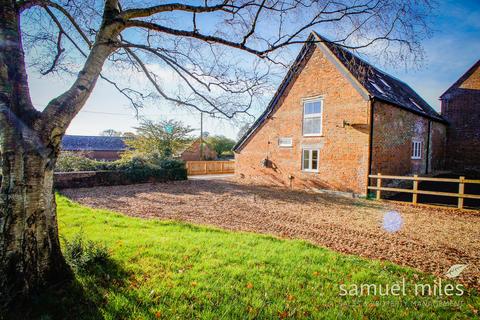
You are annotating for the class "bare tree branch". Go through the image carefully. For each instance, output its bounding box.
[17,0,433,127]
[119,1,232,20]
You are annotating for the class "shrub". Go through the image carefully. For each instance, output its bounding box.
[157,159,185,170]
[55,152,107,172]
[62,232,110,273]
[55,153,185,172]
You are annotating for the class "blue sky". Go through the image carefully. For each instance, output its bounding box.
[28,0,480,140]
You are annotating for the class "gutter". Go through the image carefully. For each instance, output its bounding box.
[425,120,431,174]
[373,96,448,125]
[367,98,375,195]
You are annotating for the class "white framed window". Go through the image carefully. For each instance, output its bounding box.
[278,137,293,148]
[303,98,323,136]
[412,140,422,159]
[302,148,319,172]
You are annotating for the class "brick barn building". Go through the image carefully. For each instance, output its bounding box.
[61,135,126,161]
[440,60,480,174]
[178,138,216,161]
[233,32,447,195]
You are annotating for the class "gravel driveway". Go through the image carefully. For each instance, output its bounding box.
[61,178,480,289]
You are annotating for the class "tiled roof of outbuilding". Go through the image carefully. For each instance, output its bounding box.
[61,135,126,151]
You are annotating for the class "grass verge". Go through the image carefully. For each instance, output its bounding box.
[29,196,479,319]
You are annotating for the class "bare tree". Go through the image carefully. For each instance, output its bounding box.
[0,0,433,308]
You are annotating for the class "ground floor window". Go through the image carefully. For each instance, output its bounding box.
[302,149,319,172]
[412,140,422,159]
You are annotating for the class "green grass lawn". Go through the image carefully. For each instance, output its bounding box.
[31,196,479,319]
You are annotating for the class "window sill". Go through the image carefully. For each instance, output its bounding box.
[411,157,422,160]
[303,135,324,137]
[302,170,319,173]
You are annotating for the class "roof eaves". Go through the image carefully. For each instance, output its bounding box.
[372,96,447,124]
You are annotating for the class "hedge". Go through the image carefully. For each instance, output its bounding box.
[54,168,187,189]
[0,154,187,188]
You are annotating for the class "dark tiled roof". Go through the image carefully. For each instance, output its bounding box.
[315,32,444,122]
[61,135,126,151]
[234,32,445,151]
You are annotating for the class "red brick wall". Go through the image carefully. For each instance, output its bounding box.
[71,150,122,161]
[429,121,447,172]
[181,140,216,161]
[235,46,370,194]
[371,101,446,178]
[441,64,480,173]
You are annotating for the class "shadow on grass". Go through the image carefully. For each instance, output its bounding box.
[7,257,137,320]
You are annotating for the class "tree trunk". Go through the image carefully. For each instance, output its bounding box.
[1,0,120,309]
[0,0,71,309]
[0,111,71,309]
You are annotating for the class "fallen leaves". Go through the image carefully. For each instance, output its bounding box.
[278,310,288,319]
[468,304,478,315]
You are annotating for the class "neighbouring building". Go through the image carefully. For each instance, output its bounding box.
[233,31,447,195]
[61,135,126,161]
[178,138,216,161]
[440,60,480,174]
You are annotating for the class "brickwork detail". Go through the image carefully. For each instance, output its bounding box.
[235,47,370,194]
[371,101,446,177]
[441,62,480,173]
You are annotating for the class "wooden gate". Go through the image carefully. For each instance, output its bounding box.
[186,161,235,175]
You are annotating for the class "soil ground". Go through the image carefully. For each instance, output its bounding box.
[61,178,480,290]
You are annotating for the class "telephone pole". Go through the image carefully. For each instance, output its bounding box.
[200,112,204,160]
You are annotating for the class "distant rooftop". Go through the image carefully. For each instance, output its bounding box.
[61,135,126,151]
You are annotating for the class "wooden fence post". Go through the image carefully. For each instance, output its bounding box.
[412,175,418,204]
[376,173,382,200]
[458,176,465,209]
[221,162,224,173]
[204,162,208,174]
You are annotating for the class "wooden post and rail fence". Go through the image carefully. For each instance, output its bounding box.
[186,161,235,175]
[368,174,480,209]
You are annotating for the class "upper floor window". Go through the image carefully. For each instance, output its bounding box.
[303,98,323,136]
[412,140,422,159]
